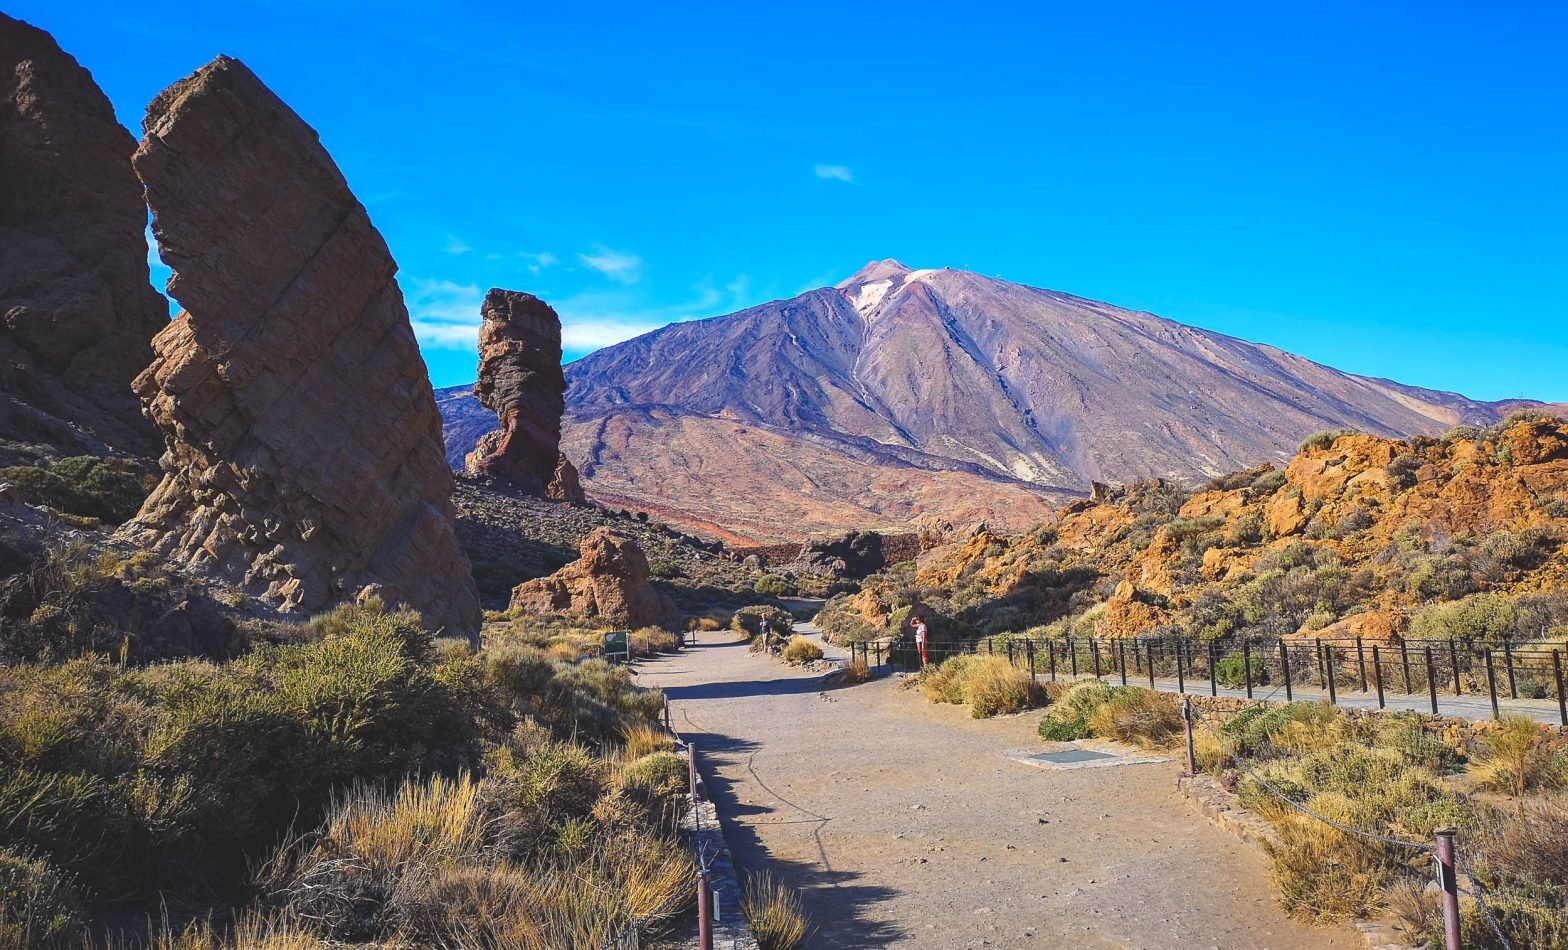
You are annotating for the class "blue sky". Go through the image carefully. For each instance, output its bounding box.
[16,1,1567,398]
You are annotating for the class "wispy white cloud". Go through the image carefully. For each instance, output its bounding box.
[443,234,472,255]
[520,250,560,275]
[813,163,854,182]
[405,277,485,351]
[554,279,748,354]
[577,245,643,284]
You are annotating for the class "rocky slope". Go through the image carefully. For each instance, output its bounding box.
[122,56,479,640]
[0,13,168,457]
[824,413,1568,646]
[440,260,1561,542]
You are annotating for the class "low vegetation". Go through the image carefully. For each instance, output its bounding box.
[918,654,1048,718]
[1189,699,1568,943]
[0,547,694,947]
[0,455,151,524]
[780,635,824,664]
[742,871,809,950]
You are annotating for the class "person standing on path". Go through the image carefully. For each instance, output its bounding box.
[912,614,929,668]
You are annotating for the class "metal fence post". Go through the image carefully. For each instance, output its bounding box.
[1449,639,1462,694]
[1372,644,1386,709]
[1425,646,1439,715]
[1356,637,1367,693]
[1485,649,1500,720]
[1091,639,1103,679]
[1316,638,1327,688]
[1325,644,1338,705]
[1208,639,1218,697]
[1181,695,1196,777]
[1504,640,1518,700]
[1147,642,1156,691]
[1007,639,1016,667]
[1435,829,1460,950]
[1242,639,1254,698]
[1048,639,1057,681]
[1118,639,1128,686]
[1026,640,1037,683]
[1069,637,1079,678]
[1280,641,1293,702]
[689,742,698,806]
[1400,639,1413,694]
[664,697,671,733]
[697,868,714,950]
[1176,641,1186,693]
[1556,650,1568,727]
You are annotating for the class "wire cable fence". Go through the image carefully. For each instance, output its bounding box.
[1190,703,1513,949]
[847,631,1568,723]
[597,697,715,950]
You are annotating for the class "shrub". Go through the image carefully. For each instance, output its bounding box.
[1299,429,1355,453]
[964,658,1048,718]
[0,456,149,523]
[1386,453,1422,489]
[621,723,675,759]
[615,752,687,812]
[733,606,789,638]
[743,872,808,950]
[1471,796,1568,889]
[1250,469,1287,495]
[0,849,84,949]
[1436,888,1568,950]
[780,636,824,664]
[843,659,872,684]
[1409,594,1520,642]
[1470,716,1565,796]
[1212,653,1268,689]
[1037,678,1121,740]
[629,626,678,656]
[1087,689,1182,747]
[754,574,793,597]
[1263,818,1388,922]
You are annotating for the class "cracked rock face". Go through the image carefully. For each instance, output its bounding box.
[120,56,480,640]
[464,289,584,503]
[0,13,167,454]
[510,527,678,629]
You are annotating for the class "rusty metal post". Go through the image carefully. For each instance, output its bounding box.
[1401,639,1413,694]
[1027,640,1037,683]
[1208,639,1218,696]
[1147,642,1156,691]
[1048,639,1057,681]
[1435,828,1460,950]
[1325,644,1338,705]
[1450,639,1463,694]
[688,742,698,806]
[1069,637,1079,678]
[697,868,714,950]
[1426,646,1440,715]
[1091,639,1102,679]
[1504,640,1518,700]
[1118,638,1128,686]
[1176,640,1186,693]
[1356,637,1367,693]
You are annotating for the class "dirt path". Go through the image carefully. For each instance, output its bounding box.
[638,630,1361,949]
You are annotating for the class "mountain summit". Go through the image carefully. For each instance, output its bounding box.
[442,262,1558,541]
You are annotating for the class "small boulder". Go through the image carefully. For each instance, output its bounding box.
[509,527,679,629]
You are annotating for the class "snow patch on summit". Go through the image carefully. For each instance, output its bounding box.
[849,279,894,315]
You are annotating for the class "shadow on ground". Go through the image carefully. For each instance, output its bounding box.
[678,719,907,948]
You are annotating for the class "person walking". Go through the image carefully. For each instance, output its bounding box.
[912,614,930,668]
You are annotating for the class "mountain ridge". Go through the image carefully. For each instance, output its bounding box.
[438,261,1564,541]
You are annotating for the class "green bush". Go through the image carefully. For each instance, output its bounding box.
[616,751,687,811]
[1037,679,1123,740]
[753,574,793,596]
[0,457,150,524]
[780,636,824,663]
[1299,429,1355,453]
[1213,653,1269,689]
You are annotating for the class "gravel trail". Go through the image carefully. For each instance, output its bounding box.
[638,629,1361,949]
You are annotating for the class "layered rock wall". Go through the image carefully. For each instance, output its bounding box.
[0,14,167,453]
[121,56,480,640]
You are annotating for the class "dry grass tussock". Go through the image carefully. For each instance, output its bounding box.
[920,655,1047,718]
[622,722,676,758]
[262,771,695,948]
[780,636,824,663]
[742,872,809,950]
[1468,715,1567,796]
[842,658,872,684]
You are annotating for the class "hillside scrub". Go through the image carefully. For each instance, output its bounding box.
[1194,701,1568,943]
[780,635,824,663]
[0,596,691,946]
[837,414,1568,647]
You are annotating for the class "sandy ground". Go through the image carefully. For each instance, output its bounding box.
[637,629,1361,950]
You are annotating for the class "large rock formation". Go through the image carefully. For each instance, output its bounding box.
[464,289,584,502]
[510,527,679,629]
[0,14,167,454]
[120,56,480,640]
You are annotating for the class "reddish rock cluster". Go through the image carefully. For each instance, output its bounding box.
[510,527,679,629]
[120,57,480,640]
[465,289,584,503]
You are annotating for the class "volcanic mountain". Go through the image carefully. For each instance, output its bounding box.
[439,261,1559,542]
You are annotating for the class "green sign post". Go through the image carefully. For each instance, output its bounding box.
[604,630,630,663]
